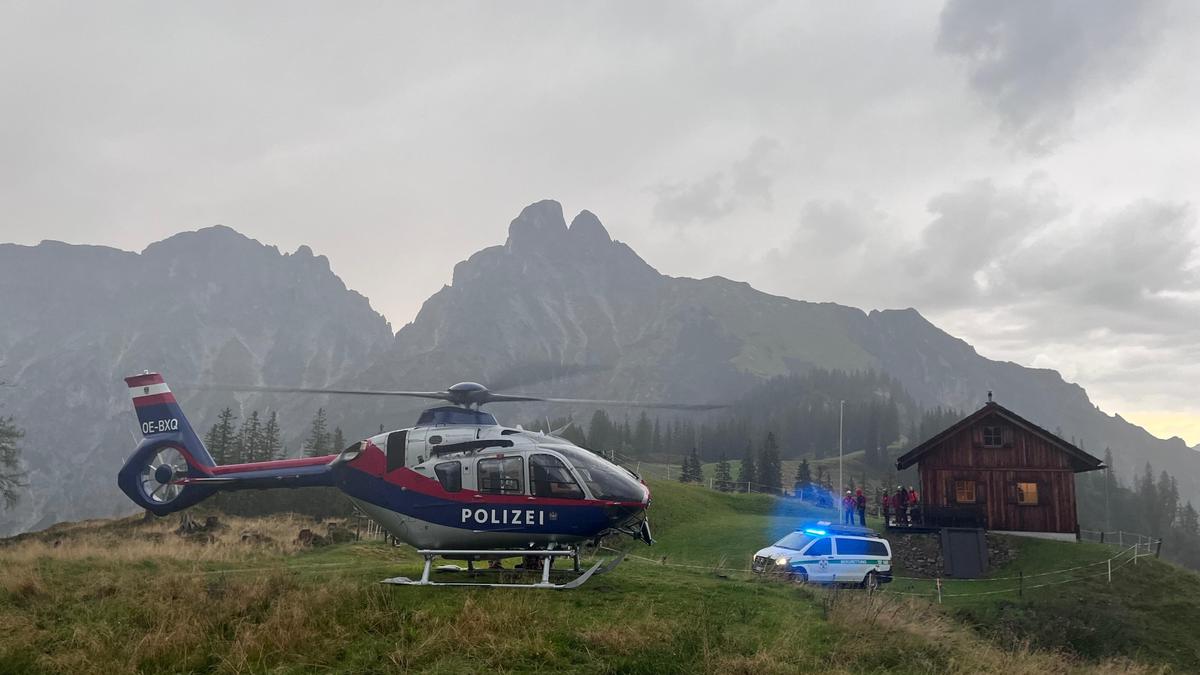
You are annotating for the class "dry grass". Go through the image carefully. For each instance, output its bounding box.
[820,589,1166,675]
[0,512,335,566]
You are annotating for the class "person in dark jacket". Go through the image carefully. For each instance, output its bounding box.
[908,486,920,525]
[894,485,909,525]
[855,488,867,526]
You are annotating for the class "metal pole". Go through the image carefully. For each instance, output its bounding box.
[1107,557,1111,583]
[936,577,942,604]
[838,400,845,493]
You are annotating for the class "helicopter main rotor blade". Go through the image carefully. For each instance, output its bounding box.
[192,383,450,401]
[485,393,727,411]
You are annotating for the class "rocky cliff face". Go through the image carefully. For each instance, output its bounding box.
[0,227,393,534]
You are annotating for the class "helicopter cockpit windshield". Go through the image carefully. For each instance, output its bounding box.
[416,406,499,427]
[555,446,645,502]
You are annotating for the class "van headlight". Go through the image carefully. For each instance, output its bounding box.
[774,556,789,566]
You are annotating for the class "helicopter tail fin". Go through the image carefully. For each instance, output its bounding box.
[125,372,215,465]
[118,372,337,516]
[118,372,219,514]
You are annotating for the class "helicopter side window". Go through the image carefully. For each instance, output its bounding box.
[529,454,584,499]
[477,457,524,495]
[434,461,462,492]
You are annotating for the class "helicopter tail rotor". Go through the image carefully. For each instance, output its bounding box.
[119,372,342,516]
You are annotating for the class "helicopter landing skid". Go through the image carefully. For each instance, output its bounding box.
[380,549,624,589]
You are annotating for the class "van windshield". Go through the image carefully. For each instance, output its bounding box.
[773,532,816,551]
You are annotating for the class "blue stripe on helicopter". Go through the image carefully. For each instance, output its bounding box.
[332,465,626,535]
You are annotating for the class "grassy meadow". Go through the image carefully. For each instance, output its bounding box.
[0,480,1193,673]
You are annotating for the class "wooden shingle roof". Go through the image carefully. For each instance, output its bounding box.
[895,401,1105,473]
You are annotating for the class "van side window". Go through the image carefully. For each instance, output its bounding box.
[806,538,831,556]
[866,540,888,557]
[835,538,870,555]
[478,457,524,495]
[530,454,584,499]
[434,461,461,492]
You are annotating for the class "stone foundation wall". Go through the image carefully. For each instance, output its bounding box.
[886,530,1017,577]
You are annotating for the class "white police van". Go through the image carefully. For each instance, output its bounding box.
[752,522,892,590]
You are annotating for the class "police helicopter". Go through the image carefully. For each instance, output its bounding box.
[117,372,721,588]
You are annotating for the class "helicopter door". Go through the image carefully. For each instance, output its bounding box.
[385,430,408,472]
[405,428,428,467]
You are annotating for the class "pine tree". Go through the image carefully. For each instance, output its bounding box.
[588,410,612,452]
[304,408,331,458]
[263,411,284,460]
[237,410,263,463]
[714,453,733,491]
[794,458,812,492]
[677,453,690,483]
[633,412,652,456]
[757,431,783,494]
[204,407,238,465]
[0,416,27,509]
[332,426,346,454]
[681,448,704,483]
[737,444,757,492]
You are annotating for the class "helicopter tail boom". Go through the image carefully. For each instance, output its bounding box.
[117,372,336,515]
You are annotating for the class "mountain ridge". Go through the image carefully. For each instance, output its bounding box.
[1,203,1197,534]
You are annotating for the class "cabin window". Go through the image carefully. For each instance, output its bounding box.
[954,480,976,504]
[982,426,1003,448]
[1016,482,1039,505]
[434,461,462,492]
[477,457,524,495]
[529,454,585,499]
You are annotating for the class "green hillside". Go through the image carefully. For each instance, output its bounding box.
[1,482,1193,673]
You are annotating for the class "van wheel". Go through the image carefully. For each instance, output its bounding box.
[863,571,879,592]
[790,567,809,583]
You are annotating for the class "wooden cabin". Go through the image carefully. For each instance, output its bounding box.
[895,397,1104,540]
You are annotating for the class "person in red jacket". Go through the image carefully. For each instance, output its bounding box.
[855,488,867,526]
[908,486,920,525]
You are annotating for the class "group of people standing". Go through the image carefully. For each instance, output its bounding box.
[882,485,920,526]
[840,485,920,527]
[841,489,867,525]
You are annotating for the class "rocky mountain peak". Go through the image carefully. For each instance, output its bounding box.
[505,199,569,253]
[568,209,612,247]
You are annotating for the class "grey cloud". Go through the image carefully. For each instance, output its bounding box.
[938,0,1169,154]
[651,173,734,226]
[904,176,1064,302]
[651,137,780,225]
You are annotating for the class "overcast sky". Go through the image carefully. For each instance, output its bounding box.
[3,1,1198,445]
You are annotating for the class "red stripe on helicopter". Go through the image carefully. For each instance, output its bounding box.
[132,392,177,407]
[348,444,645,509]
[125,373,164,387]
[210,455,337,475]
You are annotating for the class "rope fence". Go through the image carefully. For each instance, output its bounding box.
[600,538,1158,602]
